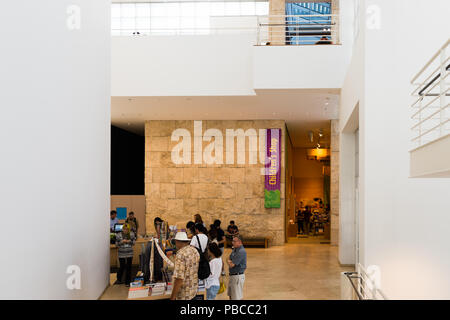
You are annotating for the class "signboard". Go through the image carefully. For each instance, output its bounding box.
[264,128,281,208]
[116,207,127,220]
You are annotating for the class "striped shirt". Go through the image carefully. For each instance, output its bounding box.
[115,231,136,258]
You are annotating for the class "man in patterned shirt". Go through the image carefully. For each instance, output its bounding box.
[170,231,200,300]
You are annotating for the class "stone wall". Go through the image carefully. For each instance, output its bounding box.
[269,0,286,45]
[330,119,340,246]
[145,120,286,246]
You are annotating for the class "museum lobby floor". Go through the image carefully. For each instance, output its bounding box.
[100,242,353,300]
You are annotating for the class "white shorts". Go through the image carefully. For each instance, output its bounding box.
[227,274,245,300]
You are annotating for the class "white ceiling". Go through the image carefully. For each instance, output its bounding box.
[111,88,339,148]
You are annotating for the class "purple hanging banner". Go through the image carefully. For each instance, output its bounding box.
[264,128,281,208]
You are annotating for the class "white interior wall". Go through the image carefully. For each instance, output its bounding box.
[341,0,450,299]
[0,1,110,299]
[112,34,256,96]
[339,0,365,267]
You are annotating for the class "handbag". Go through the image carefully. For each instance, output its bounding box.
[218,276,226,294]
[218,259,226,294]
[195,235,211,280]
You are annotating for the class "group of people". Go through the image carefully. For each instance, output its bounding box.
[110,211,246,300]
[110,210,139,234]
[296,204,330,235]
[171,214,245,300]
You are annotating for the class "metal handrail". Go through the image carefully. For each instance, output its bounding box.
[410,39,449,149]
[344,272,364,300]
[112,14,341,45]
[418,63,450,96]
[344,264,388,300]
[411,39,450,84]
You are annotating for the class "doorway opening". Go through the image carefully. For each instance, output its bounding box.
[286,124,332,244]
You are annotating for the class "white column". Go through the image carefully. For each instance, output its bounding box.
[0,0,110,299]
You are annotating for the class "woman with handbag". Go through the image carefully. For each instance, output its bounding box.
[205,242,223,300]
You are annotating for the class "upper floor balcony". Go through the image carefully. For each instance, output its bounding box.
[410,39,450,178]
[111,1,355,96]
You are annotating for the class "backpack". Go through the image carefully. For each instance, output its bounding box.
[195,235,211,280]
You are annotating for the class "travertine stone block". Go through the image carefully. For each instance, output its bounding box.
[220,184,236,199]
[146,120,175,137]
[267,217,284,231]
[145,168,152,183]
[245,198,261,215]
[229,168,246,183]
[183,168,199,183]
[198,199,215,216]
[160,183,175,199]
[214,199,233,217]
[213,168,230,183]
[149,136,169,152]
[244,167,261,184]
[161,151,176,168]
[167,199,183,215]
[331,214,339,229]
[183,199,198,215]
[145,183,160,197]
[152,168,169,183]
[145,152,152,167]
[175,184,189,199]
[146,198,167,215]
[331,227,339,247]
[167,168,184,183]
[236,183,254,199]
[232,198,246,214]
[199,168,214,183]
[251,183,264,198]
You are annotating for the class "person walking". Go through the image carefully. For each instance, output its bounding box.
[170,232,200,300]
[205,242,223,300]
[227,235,247,300]
[115,223,136,286]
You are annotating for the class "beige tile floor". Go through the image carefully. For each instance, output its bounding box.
[100,241,353,300]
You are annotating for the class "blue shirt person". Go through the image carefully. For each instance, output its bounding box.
[228,243,247,274]
[110,210,119,231]
[227,236,247,300]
